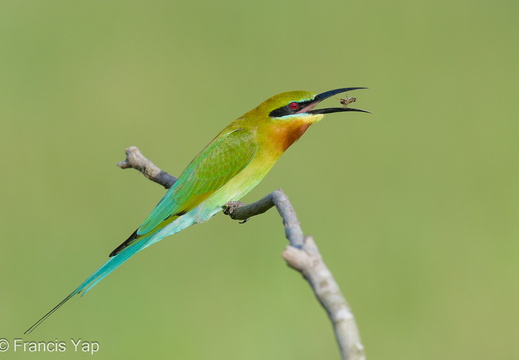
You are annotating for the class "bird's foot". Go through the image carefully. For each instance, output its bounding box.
[223,201,250,224]
[223,201,245,215]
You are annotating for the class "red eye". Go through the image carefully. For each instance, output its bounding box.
[289,102,299,110]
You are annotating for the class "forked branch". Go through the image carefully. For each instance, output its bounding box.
[117,146,366,360]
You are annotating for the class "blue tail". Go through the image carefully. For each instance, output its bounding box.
[24,234,153,334]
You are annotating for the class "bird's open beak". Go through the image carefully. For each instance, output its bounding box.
[306,87,370,114]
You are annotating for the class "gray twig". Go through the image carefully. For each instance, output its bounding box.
[224,191,304,247]
[283,237,365,360]
[117,146,366,360]
[117,146,177,189]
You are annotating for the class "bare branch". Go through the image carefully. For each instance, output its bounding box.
[226,191,365,360]
[283,237,366,360]
[117,146,366,360]
[117,146,177,189]
[224,190,304,247]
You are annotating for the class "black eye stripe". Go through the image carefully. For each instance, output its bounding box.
[269,100,314,118]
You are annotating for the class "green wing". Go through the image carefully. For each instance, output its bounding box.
[137,128,258,235]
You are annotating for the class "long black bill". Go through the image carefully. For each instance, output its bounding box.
[307,87,370,114]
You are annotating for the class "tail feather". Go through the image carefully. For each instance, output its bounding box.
[24,292,76,335]
[24,234,154,334]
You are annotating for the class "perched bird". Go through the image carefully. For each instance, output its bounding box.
[25,87,368,334]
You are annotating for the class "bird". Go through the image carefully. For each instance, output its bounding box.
[25,87,368,334]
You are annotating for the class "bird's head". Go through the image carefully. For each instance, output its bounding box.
[263,87,369,123]
[244,87,369,151]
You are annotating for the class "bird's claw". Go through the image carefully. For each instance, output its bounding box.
[223,201,251,224]
[223,201,244,215]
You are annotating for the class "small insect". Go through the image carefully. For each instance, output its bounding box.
[339,95,357,107]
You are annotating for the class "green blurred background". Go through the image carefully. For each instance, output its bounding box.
[1,0,517,359]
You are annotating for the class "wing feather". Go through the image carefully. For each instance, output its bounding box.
[137,128,257,235]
